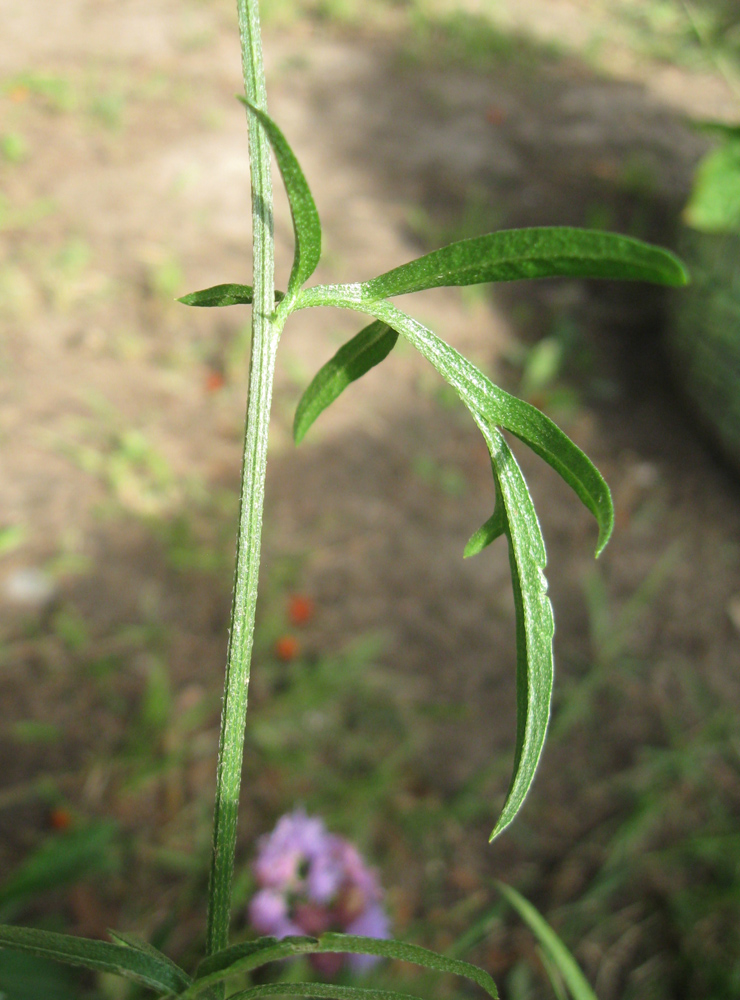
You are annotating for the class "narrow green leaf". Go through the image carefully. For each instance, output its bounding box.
[464,490,506,558]
[191,934,497,999]
[307,297,612,555]
[227,984,422,1000]
[193,937,318,991]
[318,933,498,998]
[497,883,598,1000]
[360,228,688,299]
[107,931,192,993]
[477,423,554,840]
[238,98,321,298]
[178,285,285,308]
[0,925,188,994]
[537,947,570,1000]
[294,321,398,443]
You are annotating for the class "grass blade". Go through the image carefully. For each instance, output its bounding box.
[293,321,398,443]
[477,423,554,840]
[0,925,190,994]
[360,228,688,299]
[178,285,285,307]
[497,883,598,1000]
[191,934,497,999]
[239,99,321,299]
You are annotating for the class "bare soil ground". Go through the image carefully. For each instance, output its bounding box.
[1,1,740,997]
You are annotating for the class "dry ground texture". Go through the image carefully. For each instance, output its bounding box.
[1,1,740,998]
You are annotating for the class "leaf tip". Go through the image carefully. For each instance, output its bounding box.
[488,816,510,844]
[669,254,691,287]
[594,505,614,559]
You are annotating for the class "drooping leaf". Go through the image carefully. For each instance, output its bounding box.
[359,227,688,299]
[382,301,612,554]
[0,925,190,995]
[476,423,554,840]
[238,98,321,298]
[178,285,285,308]
[497,883,598,1000]
[294,321,398,443]
[191,933,498,999]
[302,295,612,555]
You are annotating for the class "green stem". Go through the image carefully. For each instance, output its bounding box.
[206,0,276,962]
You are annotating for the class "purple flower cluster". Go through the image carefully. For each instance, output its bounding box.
[249,810,390,975]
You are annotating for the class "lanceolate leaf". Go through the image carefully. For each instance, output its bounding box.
[107,931,193,993]
[477,423,554,840]
[192,937,318,992]
[294,321,398,443]
[359,227,688,299]
[191,933,498,999]
[0,925,191,995]
[239,98,321,299]
[497,883,598,1000]
[178,285,285,308]
[303,294,613,555]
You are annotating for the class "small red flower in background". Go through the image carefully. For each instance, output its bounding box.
[288,594,314,626]
[485,105,507,126]
[49,807,73,831]
[275,634,300,661]
[205,369,225,393]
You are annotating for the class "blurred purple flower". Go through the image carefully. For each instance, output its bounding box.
[249,809,390,975]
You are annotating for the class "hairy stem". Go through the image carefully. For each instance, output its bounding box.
[206,0,276,961]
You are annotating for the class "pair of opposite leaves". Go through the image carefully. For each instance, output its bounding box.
[180,99,688,842]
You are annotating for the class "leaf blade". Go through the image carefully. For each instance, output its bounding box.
[191,934,497,999]
[361,227,688,299]
[193,937,318,990]
[107,931,192,993]
[0,925,190,995]
[178,285,285,308]
[464,489,506,558]
[497,883,598,1000]
[294,321,398,443]
[226,983,424,1000]
[239,99,321,298]
[476,424,554,840]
